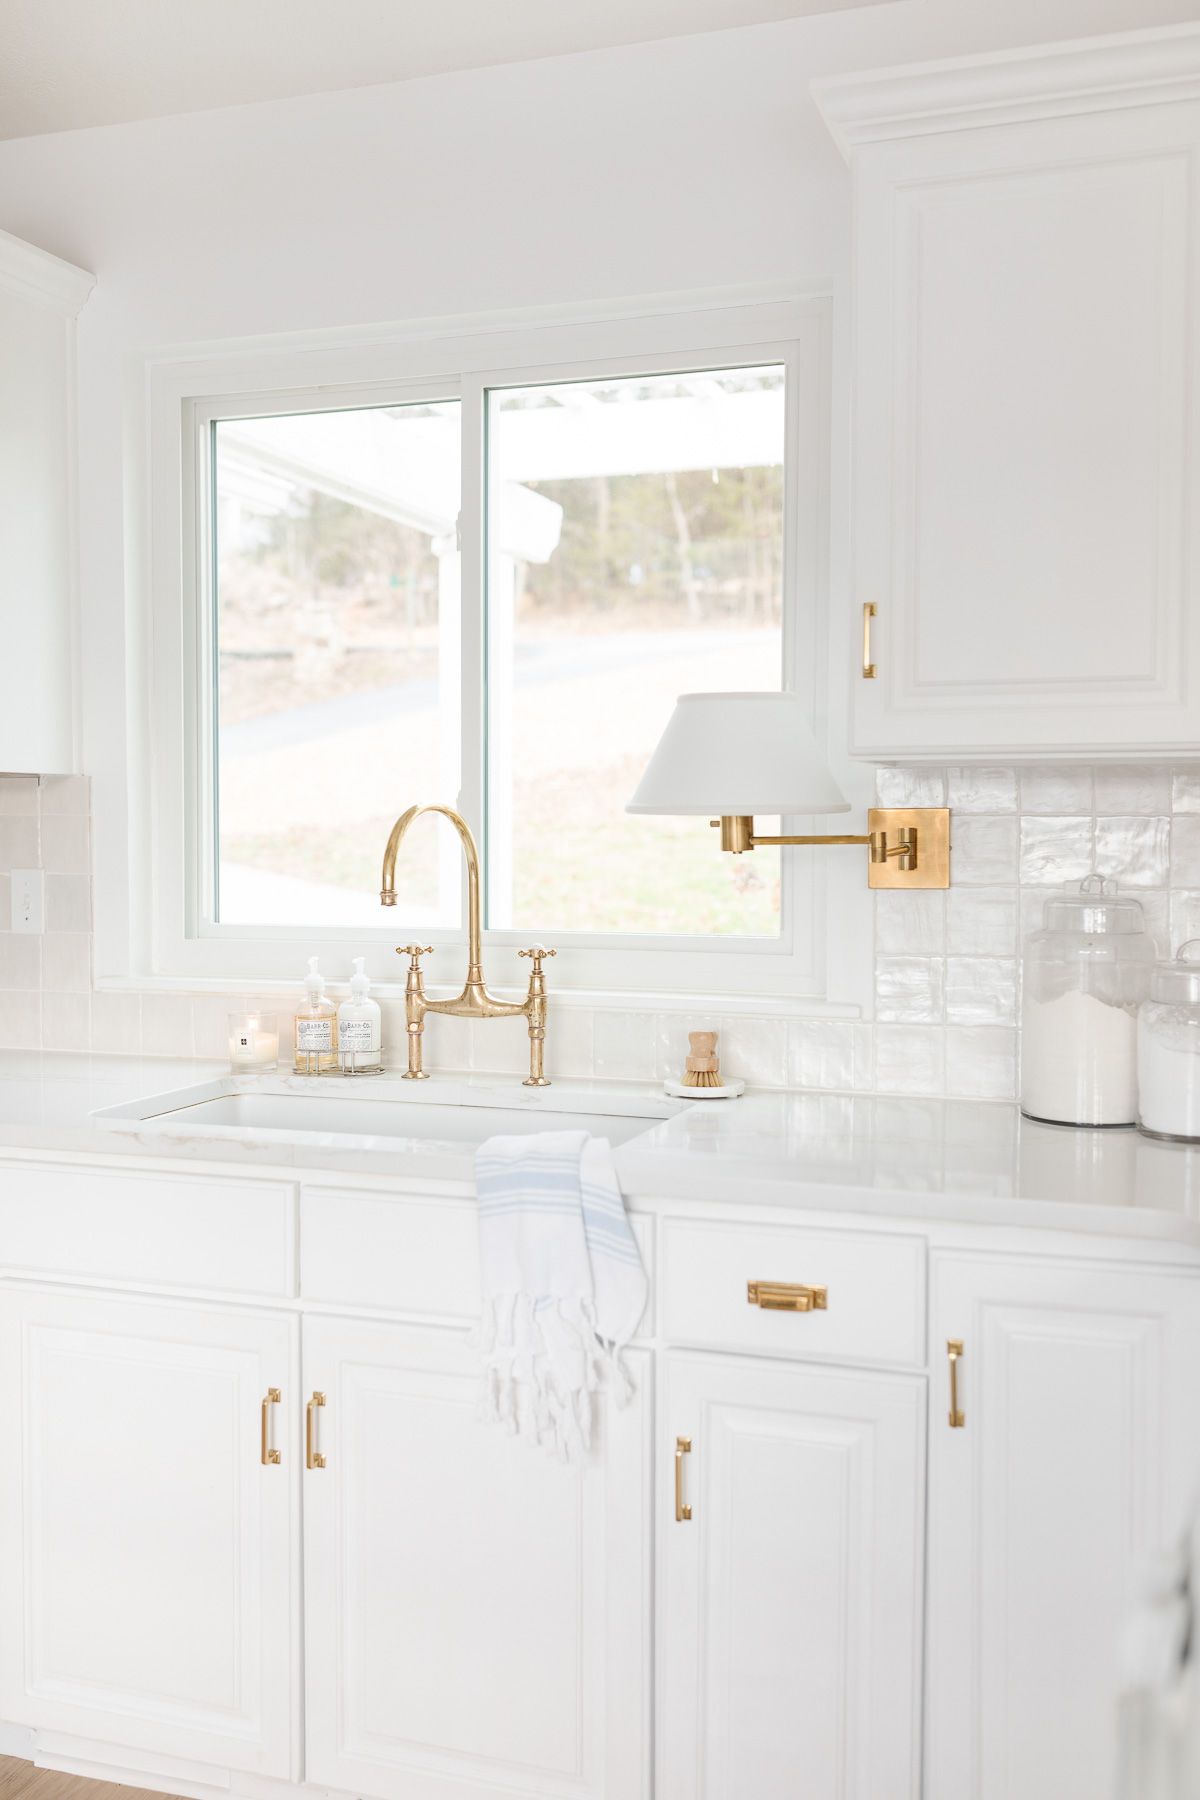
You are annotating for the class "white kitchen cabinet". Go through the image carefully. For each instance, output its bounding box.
[657,1349,925,1800]
[3,1144,1200,1800]
[302,1315,651,1800]
[0,230,93,774]
[0,1285,297,1776]
[815,27,1200,760]
[926,1253,1200,1800]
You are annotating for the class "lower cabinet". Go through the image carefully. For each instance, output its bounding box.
[0,1284,297,1776]
[301,1316,652,1800]
[3,1231,1198,1800]
[927,1255,1200,1800]
[657,1350,926,1800]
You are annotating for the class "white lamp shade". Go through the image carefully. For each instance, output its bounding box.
[627,692,850,817]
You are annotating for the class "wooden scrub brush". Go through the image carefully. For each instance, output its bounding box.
[663,1030,744,1100]
[682,1031,722,1088]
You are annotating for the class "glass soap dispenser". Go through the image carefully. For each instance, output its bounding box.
[294,956,338,1075]
[337,957,383,1076]
[1020,875,1154,1127]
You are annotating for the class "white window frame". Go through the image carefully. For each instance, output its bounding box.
[130,290,862,1007]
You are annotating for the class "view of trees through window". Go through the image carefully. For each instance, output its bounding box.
[212,364,786,938]
[488,367,784,936]
[213,401,463,928]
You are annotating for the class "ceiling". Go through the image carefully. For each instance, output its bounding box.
[0,0,894,141]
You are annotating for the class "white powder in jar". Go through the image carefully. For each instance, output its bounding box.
[1020,988,1138,1126]
[1137,1012,1200,1139]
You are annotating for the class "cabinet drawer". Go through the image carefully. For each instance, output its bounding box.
[0,1160,295,1296]
[302,1184,655,1330]
[660,1217,925,1368]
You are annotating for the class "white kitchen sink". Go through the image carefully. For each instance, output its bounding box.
[91,1073,688,1153]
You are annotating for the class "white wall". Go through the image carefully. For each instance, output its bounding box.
[0,0,1192,1027]
[0,0,1191,332]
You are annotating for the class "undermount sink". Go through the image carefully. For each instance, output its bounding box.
[91,1074,688,1153]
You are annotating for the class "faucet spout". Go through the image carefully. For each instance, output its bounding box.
[381,803,554,1083]
[381,803,484,985]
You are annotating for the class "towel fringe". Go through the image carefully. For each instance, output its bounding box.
[472,1291,639,1460]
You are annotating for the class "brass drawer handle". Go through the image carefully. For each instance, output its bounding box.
[947,1339,965,1429]
[674,1436,692,1523]
[862,602,877,679]
[747,1281,828,1313]
[307,1391,327,1469]
[261,1388,281,1466]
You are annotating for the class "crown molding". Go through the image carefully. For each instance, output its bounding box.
[139,277,830,370]
[0,227,94,315]
[812,22,1200,160]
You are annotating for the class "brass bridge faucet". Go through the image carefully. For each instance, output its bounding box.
[380,803,554,1086]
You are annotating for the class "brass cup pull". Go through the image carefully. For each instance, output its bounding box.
[261,1388,281,1466]
[747,1280,828,1313]
[947,1339,965,1429]
[674,1436,692,1523]
[862,602,877,679]
[306,1391,327,1469]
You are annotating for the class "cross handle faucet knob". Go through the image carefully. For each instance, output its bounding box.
[398,944,434,967]
[518,947,557,974]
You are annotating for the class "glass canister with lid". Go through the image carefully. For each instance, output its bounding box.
[1137,942,1200,1142]
[1020,875,1155,1128]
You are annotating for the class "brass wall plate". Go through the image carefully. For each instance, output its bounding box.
[868,806,951,889]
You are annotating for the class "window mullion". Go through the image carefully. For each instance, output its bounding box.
[458,374,487,937]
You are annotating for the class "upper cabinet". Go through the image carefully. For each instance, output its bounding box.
[0,228,94,774]
[815,26,1200,762]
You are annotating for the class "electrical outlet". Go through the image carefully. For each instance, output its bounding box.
[10,870,44,934]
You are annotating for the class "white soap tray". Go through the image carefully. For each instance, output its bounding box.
[664,1078,745,1100]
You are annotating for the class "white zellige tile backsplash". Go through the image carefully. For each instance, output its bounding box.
[2,765,1197,1101]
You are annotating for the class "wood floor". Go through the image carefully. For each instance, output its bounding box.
[0,1759,180,1800]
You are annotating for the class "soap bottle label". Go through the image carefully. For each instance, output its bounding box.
[296,1017,333,1051]
[340,1018,374,1050]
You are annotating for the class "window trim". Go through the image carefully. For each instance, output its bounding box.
[127,289,861,1006]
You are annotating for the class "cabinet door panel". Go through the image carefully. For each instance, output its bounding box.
[303,1317,650,1800]
[849,101,1200,758]
[658,1350,925,1800]
[927,1256,1200,1800]
[0,1286,296,1775]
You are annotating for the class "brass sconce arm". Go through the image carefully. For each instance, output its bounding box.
[710,808,950,889]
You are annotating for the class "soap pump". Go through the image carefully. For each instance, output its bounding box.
[337,957,383,1076]
[294,956,338,1075]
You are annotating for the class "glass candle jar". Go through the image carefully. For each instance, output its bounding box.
[1020,876,1155,1127]
[227,1012,279,1072]
[1138,943,1200,1142]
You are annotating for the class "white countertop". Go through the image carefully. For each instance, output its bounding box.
[1,1052,1200,1248]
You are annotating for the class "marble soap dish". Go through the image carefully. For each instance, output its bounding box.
[664,1077,745,1100]
[665,1031,745,1100]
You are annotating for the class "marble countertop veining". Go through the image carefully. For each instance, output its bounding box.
[0,1052,1199,1247]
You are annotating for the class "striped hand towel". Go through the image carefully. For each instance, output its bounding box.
[473,1129,647,1461]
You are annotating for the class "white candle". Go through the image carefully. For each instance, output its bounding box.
[228,1014,279,1070]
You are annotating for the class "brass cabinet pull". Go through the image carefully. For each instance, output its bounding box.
[747,1280,828,1313]
[862,602,877,679]
[674,1436,692,1523]
[306,1391,327,1469]
[261,1388,281,1466]
[947,1340,965,1429]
